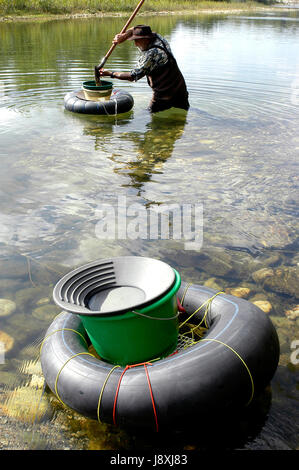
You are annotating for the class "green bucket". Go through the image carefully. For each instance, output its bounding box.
[82,80,113,102]
[80,269,181,366]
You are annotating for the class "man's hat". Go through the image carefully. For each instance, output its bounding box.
[128,25,155,40]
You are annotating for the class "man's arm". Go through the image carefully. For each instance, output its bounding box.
[112,28,134,44]
[100,70,135,82]
[98,29,135,81]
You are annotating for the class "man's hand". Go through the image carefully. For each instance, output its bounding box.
[99,69,112,77]
[112,29,133,44]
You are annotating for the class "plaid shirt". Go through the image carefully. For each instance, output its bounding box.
[130,34,172,82]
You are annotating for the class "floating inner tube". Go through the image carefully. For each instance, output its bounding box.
[40,282,279,432]
[64,88,134,115]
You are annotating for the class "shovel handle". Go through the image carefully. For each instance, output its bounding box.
[95,0,146,73]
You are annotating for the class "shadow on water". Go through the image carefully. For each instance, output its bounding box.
[124,386,274,451]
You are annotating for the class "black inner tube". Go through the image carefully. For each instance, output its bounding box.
[40,282,280,431]
[64,89,134,115]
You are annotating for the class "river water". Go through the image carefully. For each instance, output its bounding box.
[0,10,298,450]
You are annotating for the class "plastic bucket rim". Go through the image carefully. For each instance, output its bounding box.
[53,256,178,316]
[82,80,113,90]
[139,268,181,313]
[79,269,181,322]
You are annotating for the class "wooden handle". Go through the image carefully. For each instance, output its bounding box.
[119,0,146,34]
[98,0,146,67]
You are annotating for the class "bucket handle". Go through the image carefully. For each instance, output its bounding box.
[132,310,180,321]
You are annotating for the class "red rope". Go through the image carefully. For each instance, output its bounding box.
[112,365,129,425]
[177,296,186,313]
[168,349,178,357]
[112,361,159,432]
[144,363,159,432]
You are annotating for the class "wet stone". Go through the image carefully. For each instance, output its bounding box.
[285,305,299,321]
[1,387,50,423]
[252,267,274,283]
[225,287,251,298]
[36,297,50,306]
[263,254,281,267]
[252,266,299,298]
[263,267,299,298]
[4,312,44,348]
[0,299,16,317]
[196,251,233,277]
[15,286,51,310]
[203,277,223,291]
[253,300,273,314]
[32,304,59,322]
[0,331,14,353]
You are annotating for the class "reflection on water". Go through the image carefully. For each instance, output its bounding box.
[0,11,298,450]
[86,110,188,196]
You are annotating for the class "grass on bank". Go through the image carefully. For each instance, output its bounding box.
[0,0,273,16]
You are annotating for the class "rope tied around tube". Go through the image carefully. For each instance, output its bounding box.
[40,283,256,428]
[111,361,159,432]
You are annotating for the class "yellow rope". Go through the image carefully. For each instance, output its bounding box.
[179,285,254,405]
[180,324,208,343]
[180,282,193,307]
[54,352,96,406]
[179,291,224,330]
[97,365,121,423]
[190,338,254,406]
[39,328,89,354]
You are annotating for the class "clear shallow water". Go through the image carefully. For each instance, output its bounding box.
[0,11,298,450]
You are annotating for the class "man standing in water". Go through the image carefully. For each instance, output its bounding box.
[99,25,190,113]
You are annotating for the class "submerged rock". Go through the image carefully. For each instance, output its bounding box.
[225,287,251,298]
[32,304,59,322]
[203,277,223,291]
[5,312,43,343]
[252,267,274,283]
[36,297,50,306]
[253,300,272,314]
[0,299,16,317]
[285,305,299,321]
[252,266,299,298]
[0,331,14,353]
[264,267,299,298]
[15,286,51,310]
[196,251,233,277]
[1,387,50,423]
[263,253,281,267]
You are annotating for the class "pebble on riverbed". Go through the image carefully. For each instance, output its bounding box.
[284,305,299,321]
[252,266,299,298]
[253,300,272,314]
[31,304,59,322]
[225,287,251,298]
[1,387,50,423]
[203,277,223,291]
[0,331,14,353]
[0,299,16,317]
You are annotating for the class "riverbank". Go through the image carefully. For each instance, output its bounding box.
[0,2,297,23]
